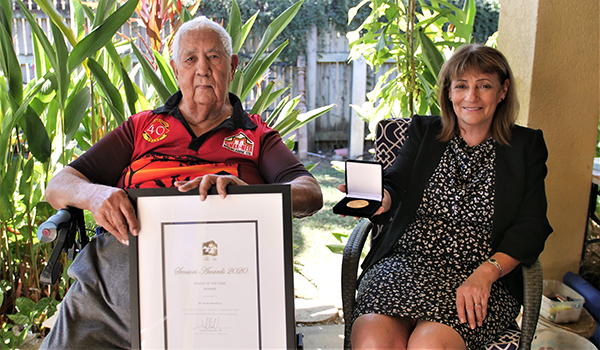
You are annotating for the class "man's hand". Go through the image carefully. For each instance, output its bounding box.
[175,174,248,200]
[89,186,138,245]
[45,166,139,246]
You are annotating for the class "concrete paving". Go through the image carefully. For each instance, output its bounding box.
[295,298,345,350]
[297,324,345,350]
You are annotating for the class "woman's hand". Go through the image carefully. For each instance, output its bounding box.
[373,189,391,216]
[175,174,248,200]
[455,269,495,329]
[336,185,392,218]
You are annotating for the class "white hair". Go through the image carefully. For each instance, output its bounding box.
[171,16,233,63]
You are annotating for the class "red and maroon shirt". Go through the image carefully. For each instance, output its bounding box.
[70,92,311,189]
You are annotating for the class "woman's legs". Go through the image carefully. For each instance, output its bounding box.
[351,314,415,350]
[351,314,467,350]
[408,320,467,350]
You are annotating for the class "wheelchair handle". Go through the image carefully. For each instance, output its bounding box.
[37,208,72,243]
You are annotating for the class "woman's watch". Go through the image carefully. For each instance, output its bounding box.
[486,258,503,278]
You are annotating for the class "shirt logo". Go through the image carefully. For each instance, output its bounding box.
[142,118,170,143]
[223,132,254,156]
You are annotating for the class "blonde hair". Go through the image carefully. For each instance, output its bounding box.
[437,44,519,145]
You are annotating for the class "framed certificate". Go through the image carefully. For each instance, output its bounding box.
[128,185,295,349]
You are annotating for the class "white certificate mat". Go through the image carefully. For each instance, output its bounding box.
[128,186,295,350]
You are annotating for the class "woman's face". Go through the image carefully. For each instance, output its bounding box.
[448,70,509,134]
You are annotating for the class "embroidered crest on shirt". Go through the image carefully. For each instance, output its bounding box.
[142,118,170,143]
[223,132,254,156]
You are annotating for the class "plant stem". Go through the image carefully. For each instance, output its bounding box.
[407,0,416,116]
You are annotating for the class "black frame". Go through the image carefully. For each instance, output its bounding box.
[128,185,295,349]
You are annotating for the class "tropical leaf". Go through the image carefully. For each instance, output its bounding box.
[0,0,12,36]
[244,0,302,75]
[71,0,86,40]
[50,20,70,109]
[34,0,77,45]
[14,0,57,70]
[240,41,288,101]
[226,0,243,55]
[418,28,444,81]
[104,43,138,115]
[67,0,139,72]
[131,41,171,103]
[93,0,119,29]
[64,87,91,142]
[0,23,23,104]
[22,107,52,163]
[153,49,178,94]
[279,103,334,137]
[237,11,259,56]
[249,82,275,116]
[87,58,125,119]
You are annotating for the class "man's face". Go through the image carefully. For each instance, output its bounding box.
[170,29,238,114]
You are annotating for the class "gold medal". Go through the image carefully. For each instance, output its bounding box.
[347,199,369,209]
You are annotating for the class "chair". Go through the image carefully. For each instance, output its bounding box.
[340,118,543,350]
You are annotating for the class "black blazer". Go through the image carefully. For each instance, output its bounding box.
[363,115,553,304]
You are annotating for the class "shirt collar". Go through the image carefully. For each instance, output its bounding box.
[152,91,258,131]
[152,91,257,151]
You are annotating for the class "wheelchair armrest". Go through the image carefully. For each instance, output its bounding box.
[341,219,373,350]
[518,258,543,350]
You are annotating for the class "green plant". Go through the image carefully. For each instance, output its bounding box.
[0,0,332,346]
[347,0,476,136]
[134,0,335,146]
[191,0,370,64]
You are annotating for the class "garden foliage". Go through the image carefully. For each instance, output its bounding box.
[0,0,330,347]
[347,0,479,136]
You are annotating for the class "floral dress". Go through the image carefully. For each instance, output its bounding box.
[353,135,520,349]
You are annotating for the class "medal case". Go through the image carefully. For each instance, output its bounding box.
[333,160,383,218]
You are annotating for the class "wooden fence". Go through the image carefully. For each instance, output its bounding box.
[10,2,381,156]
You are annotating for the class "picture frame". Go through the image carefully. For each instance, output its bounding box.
[128,185,295,349]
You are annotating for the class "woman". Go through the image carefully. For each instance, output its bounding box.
[349,44,552,349]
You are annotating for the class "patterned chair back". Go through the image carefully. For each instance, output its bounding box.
[371,118,411,242]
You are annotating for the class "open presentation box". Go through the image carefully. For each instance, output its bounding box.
[332,160,383,218]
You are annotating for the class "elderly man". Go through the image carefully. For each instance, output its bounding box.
[40,16,323,349]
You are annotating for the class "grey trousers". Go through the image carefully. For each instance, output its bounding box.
[40,233,131,350]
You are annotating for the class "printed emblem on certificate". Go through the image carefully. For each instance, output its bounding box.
[128,186,296,350]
